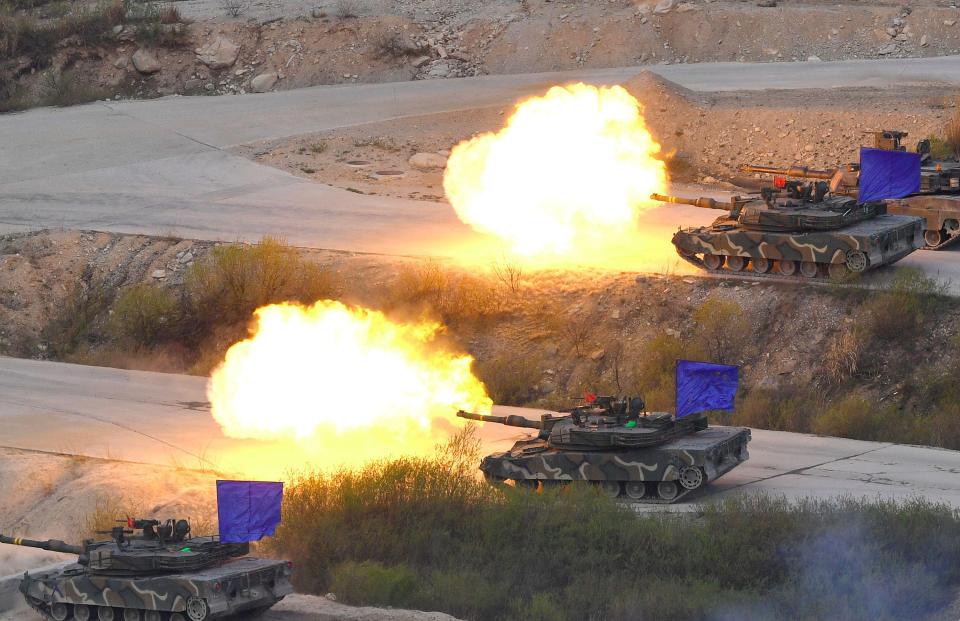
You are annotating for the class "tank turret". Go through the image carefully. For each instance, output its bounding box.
[743,129,960,248]
[458,398,750,503]
[2,517,293,620]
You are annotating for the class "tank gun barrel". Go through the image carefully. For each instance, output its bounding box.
[0,534,82,555]
[456,410,542,429]
[741,164,835,180]
[650,193,727,210]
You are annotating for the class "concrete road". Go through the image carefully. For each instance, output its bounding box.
[6,57,960,270]
[3,356,960,507]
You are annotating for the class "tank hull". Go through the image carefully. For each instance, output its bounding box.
[19,556,292,620]
[885,195,960,248]
[672,214,923,278]
[481,426,750,503]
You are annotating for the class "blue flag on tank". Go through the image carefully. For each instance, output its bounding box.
[858,147,920,203]
[217,480,283,543]
[675,360,739,419]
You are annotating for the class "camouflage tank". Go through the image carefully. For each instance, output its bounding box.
[1,518,292,620]
[653,181,924,279]
[744,130,960,248]
[457,397,750,503]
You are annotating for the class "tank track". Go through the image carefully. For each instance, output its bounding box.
[924,229,960,250]
[23,595,191,621]
[675,249,849,284]
[517,480,696,504]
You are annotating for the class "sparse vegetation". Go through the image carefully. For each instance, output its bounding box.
[352,135,399,151]
[37,68,108,107]
[110,282,178,346]
[309,141,327,154]
[945,100,960,159]
[333,0,358,20]
[475,354,541,405]
[388,261,502,323]
[220,0,250,18]
[691,298,748,364]
[267,429,960,621]
[80,495,145,541]
[371,28,416,60]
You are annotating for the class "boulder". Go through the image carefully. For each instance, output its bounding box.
[408,152,447,171]
[250,71,278,93]
[653,0,675,14]
[131,49,160,74]
[196,36,240,69]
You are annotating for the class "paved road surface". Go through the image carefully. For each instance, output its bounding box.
[4,57,960,284]
[3,357,960,507]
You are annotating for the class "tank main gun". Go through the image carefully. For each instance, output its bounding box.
[740,164,835,180]
[0,534,83,556]
[650,193,733,210]
[456,410,556,429]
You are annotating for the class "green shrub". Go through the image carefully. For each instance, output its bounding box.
[475,355,541,406]
[389,261,502,323]
[38,68,108,107]
[733,386,820,432]
[865,268,944,342]
[927,134,953,161]
[41,269,113,357]
[184,237,338,333]
[329,561,418,607]
[692,298,748,364]
[110,282,178,346]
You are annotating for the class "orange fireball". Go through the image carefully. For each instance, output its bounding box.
[443,83,669,263]
[206,301,491,472]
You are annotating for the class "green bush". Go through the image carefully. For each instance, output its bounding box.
[692,298,748,364]
[110,282,178,346]
[329,561,418,607]
[734,386,820,432]
[474,355,540,406]
[266,431,960,621]
[388,261,502,323]
[864,268,944,342]
[184,237,338,333]
[37,68,108,107]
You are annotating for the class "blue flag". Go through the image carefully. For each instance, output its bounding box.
[675,360,739,419]
[217,480,283,543]
[858,147,920,203]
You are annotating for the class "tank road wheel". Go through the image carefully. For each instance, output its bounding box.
[726,256,747,272]
[678,466,705,491]
[624,482,646,500]
[185,598,210,621]
[799,261,819,278]
[123,609,142,621]
[703,254,724,270]
[98,607,116,621]
[828,263,849,281]
[50,603,69,621]
[925,229,946,247]
[778,260,798,276]
[845,250,869,273]
[145,613,161,621]
[75,606,92,621]
[751,257,772,274]
[596,481,622,498]
[656,481,679,501]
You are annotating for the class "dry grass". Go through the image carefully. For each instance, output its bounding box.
[80,495,147,541]
[333,0,358,19]
[945,100,960,159]
[822,329,864,384]
[389,261,502,323]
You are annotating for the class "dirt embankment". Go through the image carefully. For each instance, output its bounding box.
[7,0,960,110]
[3,229,959,421]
